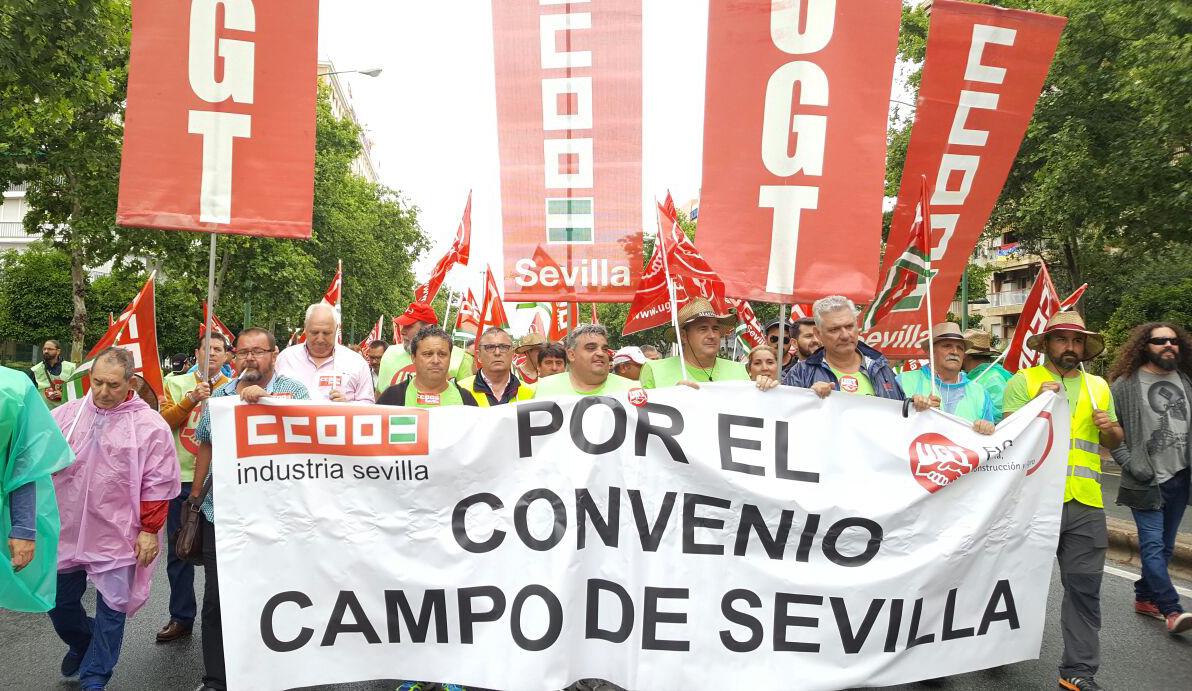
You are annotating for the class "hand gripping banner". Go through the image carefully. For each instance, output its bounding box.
[696,0,901,303]
[117,0,319,237]
[492,0,643,302]
[211,385,1069,690]
[864,1,1065,358]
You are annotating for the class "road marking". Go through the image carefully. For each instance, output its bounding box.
[1104,564,1192,598]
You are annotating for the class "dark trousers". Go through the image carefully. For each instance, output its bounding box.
[166,481,196,626]
[1057,500,1106,679]
[1131,467,1191,615]
[200,515,226,690]
[48,570,127,689]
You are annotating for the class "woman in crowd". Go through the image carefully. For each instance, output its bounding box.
[746,344,780,382]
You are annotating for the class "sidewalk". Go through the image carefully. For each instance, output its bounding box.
[1101,458,1192,580]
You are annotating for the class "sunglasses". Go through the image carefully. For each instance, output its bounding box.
[1148,337,1179,346]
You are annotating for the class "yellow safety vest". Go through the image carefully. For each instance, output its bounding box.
[457,375,534,408]
[1022,366,1111,508]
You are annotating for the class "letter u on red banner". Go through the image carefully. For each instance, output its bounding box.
[492,0,642,302]
[117,0,319,238]
[697,0,902,304]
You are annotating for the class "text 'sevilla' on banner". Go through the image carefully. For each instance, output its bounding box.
[117,0,319,238]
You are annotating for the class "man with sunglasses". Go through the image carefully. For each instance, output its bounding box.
[188,327,310,691]
[764,318,797,375]
[1107,322,1192,635]
[458,327,534,406]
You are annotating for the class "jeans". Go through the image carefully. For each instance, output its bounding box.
[166,481,196,626]
[1131,467,1191,615]
[47,570,127,689]
[200,515,227,690]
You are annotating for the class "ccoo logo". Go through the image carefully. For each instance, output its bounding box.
[909,433,980,494]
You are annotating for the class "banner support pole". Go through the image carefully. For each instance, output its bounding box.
[201,232,218,385]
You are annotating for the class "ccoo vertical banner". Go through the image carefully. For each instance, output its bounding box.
[492,0,642,303]
[864,1,1065,358]
[697,0,901,304]
[117,0,319,238]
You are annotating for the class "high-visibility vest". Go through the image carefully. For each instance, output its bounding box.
[1022,365,1111,508]
[31,360,76,409]
[457,375,534,407]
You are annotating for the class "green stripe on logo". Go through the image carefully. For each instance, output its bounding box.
[547,198,592,214]
[548,227,593,242]
[388,415,417,443]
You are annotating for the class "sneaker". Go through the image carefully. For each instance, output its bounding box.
[1166,611,1192,634]
[60,650,83,677]
[1059,676,1103,691]
[1134,600,1164,620]
[395,684,425,691]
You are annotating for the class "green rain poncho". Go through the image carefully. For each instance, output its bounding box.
[0,366,75,612]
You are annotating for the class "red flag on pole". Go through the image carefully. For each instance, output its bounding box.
[414,192,473,303]
[860,176,933,332]
[478,267,510,333]
[65,274,164,401]
[357,316,384,351]
[1002,267,1088,373]
[528,311,546,337]
[455,289,481,337]
[200,301,237,344]
[727,298,766,348]
[548,302,578,341]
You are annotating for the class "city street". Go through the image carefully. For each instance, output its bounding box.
[2,557,1189,691]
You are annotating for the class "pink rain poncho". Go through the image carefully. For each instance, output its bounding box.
[50,393,180,615]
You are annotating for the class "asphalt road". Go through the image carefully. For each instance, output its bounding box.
[1,559,1189,691]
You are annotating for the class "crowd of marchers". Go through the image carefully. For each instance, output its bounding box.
[3,294,1190,691]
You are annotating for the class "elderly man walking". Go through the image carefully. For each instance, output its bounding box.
[784,296,903,400]
[0,366,75,613]
[898,323,996,435]
[30,339,76,409]
[277,303,374,402]
[1106,321,1192,634]
[535,325,636,398]
[639,298,748,389]
[459,327,534,406]
[49,348,180,690]
[1003,312,1123,691]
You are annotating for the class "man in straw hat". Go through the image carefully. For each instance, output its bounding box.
[1003,311,1123,691]
[783,296,903,400]
[513,332,546,385]
[897,323,996,435]
[638,297,749,389]
[963,327,1012,422]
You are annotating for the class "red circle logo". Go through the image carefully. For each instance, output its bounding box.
[627,387,648,407]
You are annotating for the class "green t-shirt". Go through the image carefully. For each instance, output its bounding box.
[404,381,466,408]
[829,365,874,396]
[639,356,749,389]
[376,345,474,395]
[1003,369,1117,421]
[533,373,636,398]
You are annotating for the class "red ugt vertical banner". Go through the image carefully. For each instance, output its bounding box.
[864,1,1065,358]
[697,0,901,304]
[117,0,319,238]
[491,0,642,302]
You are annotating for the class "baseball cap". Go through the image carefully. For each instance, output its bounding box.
[611,346,647,366]
[395,302,438,326]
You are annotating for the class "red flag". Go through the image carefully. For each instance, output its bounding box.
[860,176,934,332]
[414,192,472,303]
[589,304,600,325]
[727,298,765,348]
[864,1,1066,357]
[200,301,237,344]
[1059,283,1088,311]
[528,311,546,337]
[455,289,481,337]
[548,302,578,341]
[1003,268,1090,373]
[904,359,924,372]
[357,316,384,351]
[791,304,814,320]
[479,267,510,332]
[391,317,403,346]
[66,275,164,401]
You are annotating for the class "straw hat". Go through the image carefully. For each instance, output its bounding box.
[665,297,737,342]
[515,332,546,354]
[1025,312,1104,361]
[916,322,972,352]
[963,328,1000,355]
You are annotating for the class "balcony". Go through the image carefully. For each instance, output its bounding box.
[0,221,33,238]
[3,183,28,196]
[986,289,1029,307]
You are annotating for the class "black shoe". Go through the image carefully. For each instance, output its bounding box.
[61,649,83,677]
[1059,676,1103,691]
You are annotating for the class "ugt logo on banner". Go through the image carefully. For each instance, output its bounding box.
[117,0,319,238]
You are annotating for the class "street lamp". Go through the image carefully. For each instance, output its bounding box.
[319,67,383,78]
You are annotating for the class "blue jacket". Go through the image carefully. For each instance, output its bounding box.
[782,342,905,401]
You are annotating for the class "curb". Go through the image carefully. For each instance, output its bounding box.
[1106,516,1192,582]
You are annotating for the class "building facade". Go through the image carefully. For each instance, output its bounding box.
[317,61,381,185]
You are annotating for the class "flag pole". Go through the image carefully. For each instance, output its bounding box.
[777,303,787,376]
[201,233,217,385]
[1078,362,1100,410]
[656,199,689,381]
[441,287,455,329]
[923,267,938,400]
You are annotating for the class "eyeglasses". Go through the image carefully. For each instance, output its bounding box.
[236,348,273,358]
[1148,337,1179,346]
[481,343,513,353]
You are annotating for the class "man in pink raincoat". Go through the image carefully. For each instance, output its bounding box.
[49,348,179,690]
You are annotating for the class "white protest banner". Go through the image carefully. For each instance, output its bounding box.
[211,384,1068,691]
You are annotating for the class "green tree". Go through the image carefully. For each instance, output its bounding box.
[0,244,75,349]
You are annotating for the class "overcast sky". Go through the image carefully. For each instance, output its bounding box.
[318,1,913,332]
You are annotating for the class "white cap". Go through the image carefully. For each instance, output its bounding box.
[611,346,647,366]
